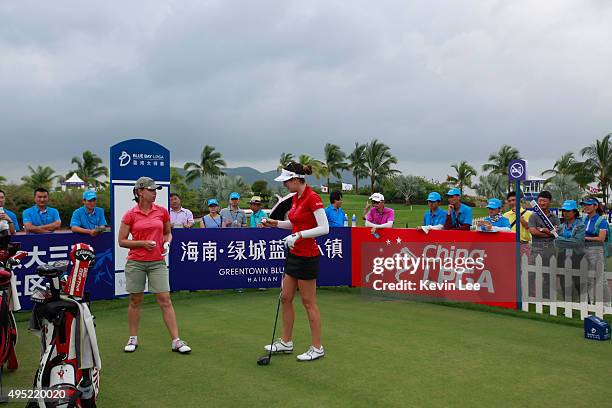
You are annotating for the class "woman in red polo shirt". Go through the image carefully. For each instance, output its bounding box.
[118,177,191,354]
[262,162,329,361]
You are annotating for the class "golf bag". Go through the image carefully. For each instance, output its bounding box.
[0,235,26,374]
[27,243,101,408]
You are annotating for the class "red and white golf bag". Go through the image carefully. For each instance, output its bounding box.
[28,243,101,408]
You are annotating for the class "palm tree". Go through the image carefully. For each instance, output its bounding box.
[199,175,249,206]
[277,153,295,171]
[0,176,6,185]
[323,143,347,188]
[545,174,582,203]
[68,150,108,187]
[21,165,59,190]
[474,173,506,199]
[348,142,368,193]
[482,144,521,192]
[364,139,399,193]
[542,152,593,188]
[581,134,612,205]
[184,145,226,185]
[298,154,326,180]
[447,161,477,196]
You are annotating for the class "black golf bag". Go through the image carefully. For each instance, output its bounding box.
[0,236,26,374]
[27,243,101,408]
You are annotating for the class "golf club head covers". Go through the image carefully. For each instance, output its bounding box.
[65,243,95,298]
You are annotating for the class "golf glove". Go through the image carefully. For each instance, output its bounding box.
[161,241,171,256]
[283,233,300,249]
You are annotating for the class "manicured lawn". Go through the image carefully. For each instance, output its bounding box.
[6,289,611,407]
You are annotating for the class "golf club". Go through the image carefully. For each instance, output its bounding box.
[256,287,282,366]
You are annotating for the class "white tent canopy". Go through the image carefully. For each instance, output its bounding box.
[62,173,86,186]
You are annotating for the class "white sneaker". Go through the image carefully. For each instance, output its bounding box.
[297,345,324,361]
[172,339,192,354]
[264,338,294,354]
[124,337,138,353]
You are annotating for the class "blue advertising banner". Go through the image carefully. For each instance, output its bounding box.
[169,228,352,290]
[9,233,115,310]
[110,139,170,182]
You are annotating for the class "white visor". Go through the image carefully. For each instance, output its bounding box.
[274,169,306,182]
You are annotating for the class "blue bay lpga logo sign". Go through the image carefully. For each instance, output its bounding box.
[110,139,170,182]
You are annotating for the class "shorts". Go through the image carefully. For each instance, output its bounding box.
[125,260,170,294]
[284,253,320,281]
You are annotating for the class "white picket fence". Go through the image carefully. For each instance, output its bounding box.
[521,254,612,319]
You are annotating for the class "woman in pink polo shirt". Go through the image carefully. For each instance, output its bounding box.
[118,177,191,354]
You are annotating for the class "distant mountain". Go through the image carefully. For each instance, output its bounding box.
[173,167,366,189]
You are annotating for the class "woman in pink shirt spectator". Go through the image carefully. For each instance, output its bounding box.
[118,177,191,354]
[362,193,395,236]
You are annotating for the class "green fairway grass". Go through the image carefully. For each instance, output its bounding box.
[6,289,611,407]
[318,194,489,228]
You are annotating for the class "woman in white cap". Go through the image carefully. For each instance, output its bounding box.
[362,192,395,235]
[262,162,329,361]
[118,176,191,354]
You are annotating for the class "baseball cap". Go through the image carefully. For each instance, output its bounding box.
[580,197,600,206]
[249,196,262,204]
[207,199,219,207]
[369,193,385,202]
[83,190,97,201]
[560,200,578,211]
[229,192,240,200]
[486,198,502,209]
[134,177,162,190]
[446,188,461,197]
[427,192,442,202]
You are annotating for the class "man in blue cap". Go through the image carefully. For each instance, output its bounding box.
[417,192,446,233]
[477,198,511,232]
[70,190,108,236]
[443,188,472,230]
[555,200,585,269]
[221,192,247,228]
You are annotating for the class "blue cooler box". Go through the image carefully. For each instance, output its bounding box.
[584,316,611,341]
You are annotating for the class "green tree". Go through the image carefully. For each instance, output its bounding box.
[68,150,108,187]
[545,174,582,203]
[542,152,593,189]
[21,165,59,190]
[581,134,612,205]
[199,175,249,208]
[277,153,295,171]
[394,175,425,205]
[348,142,368,193]
[364,139,399,193]
[184,145,226,185]
[482,144,521,192]
[0,176,6,185]
[170,167,188,196]
[323,143,347,188]
[474,173,506,199]
[447,161,477,196]
[298,154,326,180]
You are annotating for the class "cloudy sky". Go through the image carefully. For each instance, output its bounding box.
[1,0,610,184]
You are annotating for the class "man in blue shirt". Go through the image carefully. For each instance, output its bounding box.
[444,188,472,230]
[248,196,268,228]
[418,192,446,233]
[0,189,19,235]
[477,198,511,232]
[22,188,61,234]
[70,190,108,236]
[325,191,346,227]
